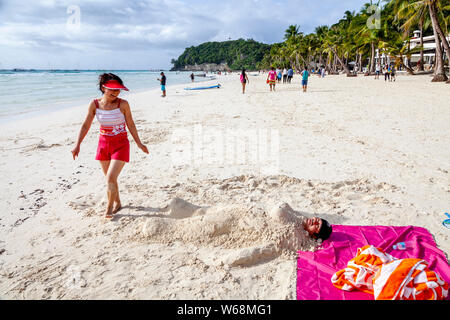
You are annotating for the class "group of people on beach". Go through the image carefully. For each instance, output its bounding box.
[265,66,310,92]
[273,67,295,84]
[374,63,397,82]
[277,68,294,83]
[70,72,333,242]
[158,67,312,97]
[168,61,399,100]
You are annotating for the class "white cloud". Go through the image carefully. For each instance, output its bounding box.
[0,0,371,69]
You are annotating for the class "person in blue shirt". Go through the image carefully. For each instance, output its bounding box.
[287,68,294,83]
[301,68,310,92]
[277,69,282,83]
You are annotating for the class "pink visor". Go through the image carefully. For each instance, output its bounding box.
[103,80,129,91]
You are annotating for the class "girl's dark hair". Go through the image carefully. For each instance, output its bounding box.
[241,69,246,75]
[314,219,333,241]
[98,73,124,93]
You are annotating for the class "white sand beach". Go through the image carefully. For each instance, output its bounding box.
[0,73,449,299]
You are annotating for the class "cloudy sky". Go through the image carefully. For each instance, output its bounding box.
[0,0,371,70]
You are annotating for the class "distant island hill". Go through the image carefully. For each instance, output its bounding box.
[170,39,271,72]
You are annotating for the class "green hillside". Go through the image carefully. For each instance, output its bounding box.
[171,39,271,71]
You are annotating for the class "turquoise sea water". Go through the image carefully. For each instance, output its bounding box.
[0,70,204,122]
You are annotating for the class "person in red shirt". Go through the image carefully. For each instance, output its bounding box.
[267,67,277,92]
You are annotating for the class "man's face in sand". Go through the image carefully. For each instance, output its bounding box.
[103,88,121,100]
[304,217,322,237]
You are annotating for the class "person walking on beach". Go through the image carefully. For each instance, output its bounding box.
[158,72,166,97]
[301,67,310,92]
[384,64,391,82]
[277,68,282,83]
[240,69,249,94]
[267,67,277,92]
[282,68,288,83]
[71,73,149,219]
[287,67,294,83]
[375,63,381,79]
[190,73,194,82]
[390,65,396,82]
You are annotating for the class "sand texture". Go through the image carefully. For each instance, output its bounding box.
[0,73,449,299]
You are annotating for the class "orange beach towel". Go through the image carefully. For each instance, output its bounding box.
[331,245,448,300]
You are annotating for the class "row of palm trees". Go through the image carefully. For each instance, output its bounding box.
[258,0,450,82]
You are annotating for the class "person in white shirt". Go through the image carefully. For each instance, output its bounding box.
[375,63,381,79]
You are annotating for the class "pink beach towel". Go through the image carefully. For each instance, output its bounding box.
[296,225,450,300]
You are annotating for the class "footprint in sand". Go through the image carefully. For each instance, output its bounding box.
[14,188,47,221]
[0,137,44,151]
[28,143,62,151]
[67,193,105,217]
[57,176,80,192]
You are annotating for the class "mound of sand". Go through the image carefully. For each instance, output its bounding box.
[140,198,318,266]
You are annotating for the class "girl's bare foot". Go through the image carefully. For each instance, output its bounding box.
[104,203,121,219]
[105,210,114,219]
[112,202,122,214]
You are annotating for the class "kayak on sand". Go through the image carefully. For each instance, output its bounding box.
[184,84,221,90]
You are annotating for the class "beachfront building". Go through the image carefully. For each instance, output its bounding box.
[374,30,449,69]
[408,30,450,67]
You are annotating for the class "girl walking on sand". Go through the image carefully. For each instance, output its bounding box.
[267,67,277,91]
[71,73,149,219]
[240,69,249,94]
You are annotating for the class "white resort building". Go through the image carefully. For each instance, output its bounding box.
[408,30,450,65]
[375,30,449,68]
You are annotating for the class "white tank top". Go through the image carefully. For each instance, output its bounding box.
[94,99,127,136]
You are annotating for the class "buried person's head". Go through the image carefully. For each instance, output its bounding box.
[303,217,333,241]
[269,203,333,241]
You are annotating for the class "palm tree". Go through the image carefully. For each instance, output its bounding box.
[325,25,351,75]
[432,1,450,60]
[349,3,384,74]
[315,25,330,68]
[428,0,449,81]
[349,13,372,72]
[395,0,432,71]
[392,0,448,81]
[288,40,303,70]
[259,0,449,81]
[284,25,302,41]
[380,32,422,73]
[285,37,298,69]
[444,0,450,82]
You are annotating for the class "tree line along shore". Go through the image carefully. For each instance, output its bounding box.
[171,0,450,83]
